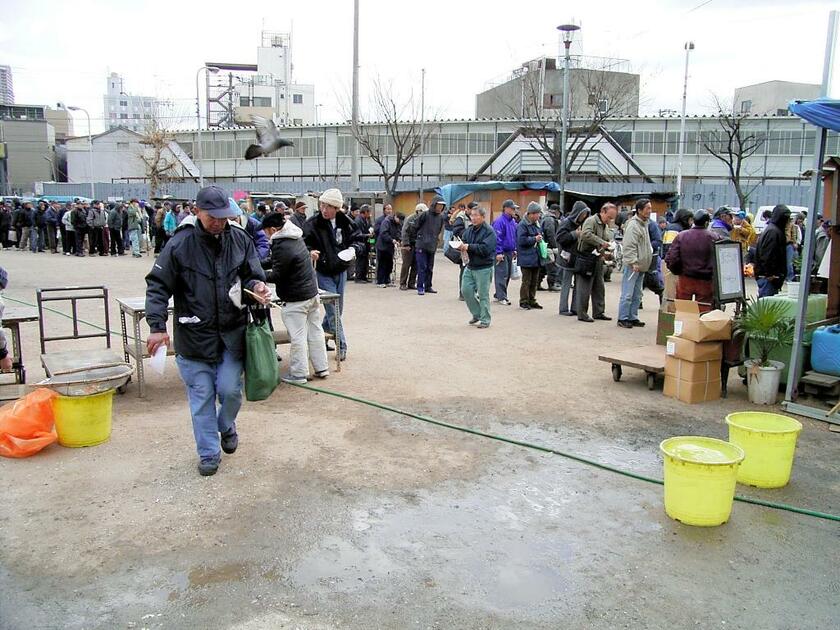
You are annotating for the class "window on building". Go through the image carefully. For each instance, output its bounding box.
[116,142,129,150]
[293,93,303,104]
[632,131,664,154]
[133,114,140,119]
[253,96,272,107]
[120,113,128,119]
[776,108,789,117]
[119,100,127,107]
[740,100,752,114]
[293,118,303,125]
[611,130,632,153]
[240,97,251,107]
[144,114,152,119]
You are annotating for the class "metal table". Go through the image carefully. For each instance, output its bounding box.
[2,305,39,386]
[116,297,173,398]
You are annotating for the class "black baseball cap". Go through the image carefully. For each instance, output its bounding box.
[196,185,241,218]
[502,199,519,210]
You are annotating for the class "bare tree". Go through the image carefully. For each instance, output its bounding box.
[703,96,766,210]
[347,78,438,200]
[500,57,641,181]
[139,119,179,197]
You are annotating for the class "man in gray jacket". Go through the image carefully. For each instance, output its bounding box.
[617,198,653,328]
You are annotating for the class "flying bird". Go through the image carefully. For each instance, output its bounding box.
[244,115,294,159]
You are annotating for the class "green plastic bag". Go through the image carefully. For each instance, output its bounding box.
[244,316,279,401]
[537,240,548,259]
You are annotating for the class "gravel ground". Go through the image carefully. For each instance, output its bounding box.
[0,248,837,629]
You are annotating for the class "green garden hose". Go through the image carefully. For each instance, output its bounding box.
[6,294,838,523]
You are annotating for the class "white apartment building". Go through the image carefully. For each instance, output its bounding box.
[103,72,161,133]
[0,65,13,105]
[205,31,316,128]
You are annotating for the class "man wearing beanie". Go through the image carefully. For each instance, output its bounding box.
[516,202,545,310]
[303,188,365,360]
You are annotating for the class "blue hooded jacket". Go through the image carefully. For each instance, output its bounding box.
[492,212,517,255]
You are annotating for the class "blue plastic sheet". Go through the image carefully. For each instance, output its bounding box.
[789,98,840,132]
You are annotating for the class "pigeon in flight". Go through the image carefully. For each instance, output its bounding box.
[244,115,294,159]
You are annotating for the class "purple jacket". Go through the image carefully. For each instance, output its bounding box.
[665,226,720,280]
[493,213,517,255]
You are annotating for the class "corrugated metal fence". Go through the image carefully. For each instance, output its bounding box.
[40,180,813,210]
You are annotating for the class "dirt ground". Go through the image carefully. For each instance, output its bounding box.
[0,248,838,630]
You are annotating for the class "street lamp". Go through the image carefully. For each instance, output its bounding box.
[195,65,220,188]
[68,106,94,199]
[676,42,695,204]
[557,23,580,214]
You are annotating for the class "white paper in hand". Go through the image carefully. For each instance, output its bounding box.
[338,247,356,262]
[150,344,167,376]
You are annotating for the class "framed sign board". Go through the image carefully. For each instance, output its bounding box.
[713,240,746,305]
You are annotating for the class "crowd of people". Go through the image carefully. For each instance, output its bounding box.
[130,183,829,475]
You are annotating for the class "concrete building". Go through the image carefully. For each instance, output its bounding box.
[0,117,55,194]
[103,72,162,134]
[58,111,834,210]
[0,65,13,105]
[66,126,197,186]
[734,81,820,116]
[476,56,640,120]
[44,105,74,141]
[205,31,316,128]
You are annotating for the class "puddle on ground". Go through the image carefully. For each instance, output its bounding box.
[187,562,249,588]
[293,466,592,613]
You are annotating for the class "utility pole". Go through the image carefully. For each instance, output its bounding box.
[419,68,425,201]
[676,42,694,204]
[350,0,360,192]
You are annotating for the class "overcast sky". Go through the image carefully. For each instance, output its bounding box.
[2,0,839,135]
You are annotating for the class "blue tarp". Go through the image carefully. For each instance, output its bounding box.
[789,98,840,132]
[434,181,561,207]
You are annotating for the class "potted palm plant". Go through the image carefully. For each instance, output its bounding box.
[736,298,795,405]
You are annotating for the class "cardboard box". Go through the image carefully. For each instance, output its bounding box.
[665,336,723,362]
[673,300,733,342]
[665,356,722,382]
[664,374,722,403]
[656,311,675,346]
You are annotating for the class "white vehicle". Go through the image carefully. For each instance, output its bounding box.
[753,205,809,233]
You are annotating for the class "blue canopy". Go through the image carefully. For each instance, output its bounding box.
[789,98,840,131]
[435,181,561,207]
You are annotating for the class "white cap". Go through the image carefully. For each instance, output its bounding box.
[319,188,344,209]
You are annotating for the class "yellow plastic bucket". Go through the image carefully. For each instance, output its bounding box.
[726,412,802,488]
[659,436,744,527]
[53,390,114,447]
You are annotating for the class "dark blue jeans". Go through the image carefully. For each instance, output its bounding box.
[316,271,347,352]
[415,249,435,292]
[757,277,781,298]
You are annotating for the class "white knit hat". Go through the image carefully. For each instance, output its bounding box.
[319,188,344,208]
[415,203,428,213]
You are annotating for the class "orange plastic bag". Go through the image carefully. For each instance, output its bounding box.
[0,388,59,458]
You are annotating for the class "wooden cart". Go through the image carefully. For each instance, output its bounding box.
[598,345,666,391]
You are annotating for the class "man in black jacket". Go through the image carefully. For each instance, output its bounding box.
[412,195,447,295]
[353,204,372,283]
[145,185,270,476]
[458,206,497,328]
[262,212,329,385]
[754,204,791,297]
[303,188,365,360]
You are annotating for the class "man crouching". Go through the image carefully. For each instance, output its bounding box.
[261,211,330,385]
